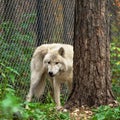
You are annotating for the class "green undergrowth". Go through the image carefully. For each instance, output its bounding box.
[0,84,70,120]
[0,62,70,120]
[0,97,70,120]
[92,105,120,120]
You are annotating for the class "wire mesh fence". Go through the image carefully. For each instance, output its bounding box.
[0,0,75,101]
[0,0,120,103]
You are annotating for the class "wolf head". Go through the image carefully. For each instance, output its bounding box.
[43,47,66,77]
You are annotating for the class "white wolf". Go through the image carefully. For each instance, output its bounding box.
[26,43,73,110]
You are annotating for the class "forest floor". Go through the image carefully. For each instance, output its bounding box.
[69,106,93,120]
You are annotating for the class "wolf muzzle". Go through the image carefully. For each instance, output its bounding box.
[49,71,54,77]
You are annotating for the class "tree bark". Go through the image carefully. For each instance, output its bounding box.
[36,0,44,46]
[65,0,115,109]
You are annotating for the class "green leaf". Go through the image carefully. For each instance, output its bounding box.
[9,74,15,84]
[1,72,6,78]
[6,67,19,75]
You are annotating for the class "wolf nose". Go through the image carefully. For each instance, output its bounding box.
[49,72,54,77]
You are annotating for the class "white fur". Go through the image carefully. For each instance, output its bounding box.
[26,43,73,109]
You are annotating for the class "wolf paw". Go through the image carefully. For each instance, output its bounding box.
[56,106,63,111]
[56,106,68,112]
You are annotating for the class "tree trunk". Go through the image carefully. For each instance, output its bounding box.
[65,0,115,109]
[36,0,44,46]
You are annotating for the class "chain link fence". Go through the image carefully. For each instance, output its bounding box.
[0,0,120,102]
[0,0,75,101]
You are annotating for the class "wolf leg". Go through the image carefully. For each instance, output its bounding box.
[53,78,62,110]
[67,81,72,94]
[26,71,42,102]
[33,72,46,98]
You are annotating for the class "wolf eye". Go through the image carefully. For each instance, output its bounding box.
[55,62,59,64]
[48,61,50,64]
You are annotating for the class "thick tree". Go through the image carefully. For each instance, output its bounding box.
[65,0,115,109]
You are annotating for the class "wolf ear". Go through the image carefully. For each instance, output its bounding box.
[40,49,48,59]
[58,47,64,56]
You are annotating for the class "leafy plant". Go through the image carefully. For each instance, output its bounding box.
[111,42,120,96]
[24,102,70,120]
[0,62,19,99]
[0,94,71,120]
[92,106,120,120]
[0,63,70,120]
[0,90,22,119]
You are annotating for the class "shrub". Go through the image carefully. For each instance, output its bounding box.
[92,106,120,120]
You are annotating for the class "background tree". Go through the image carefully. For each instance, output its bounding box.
[36,0,44,46]
[3,0,16,41]
[65,0,115,109]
